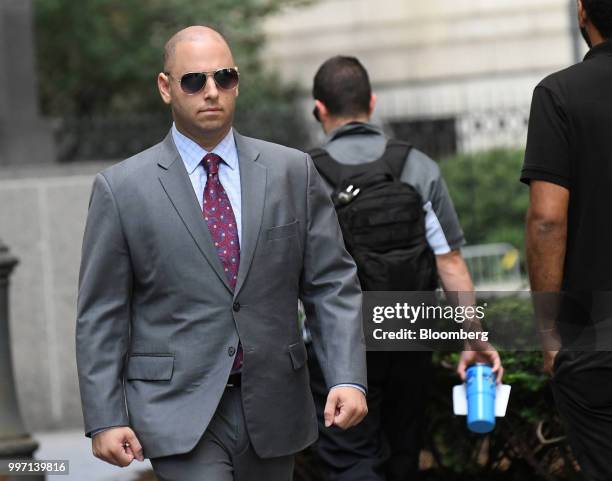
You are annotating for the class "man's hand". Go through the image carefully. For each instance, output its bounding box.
[457,350,504,384]
[543,350,559,375]
[92,427,144,467]
[540,329,561,376]
[324,387,368,429]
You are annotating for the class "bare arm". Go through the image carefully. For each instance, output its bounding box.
[525,180,569,373]
[436,249,474,293]
[437,250,504,382]
[525,180,569,293]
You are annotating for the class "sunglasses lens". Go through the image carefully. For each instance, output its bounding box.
[214,68,239,90]
[180,73,206,94]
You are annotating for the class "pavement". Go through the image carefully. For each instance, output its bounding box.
[33,430,153,481]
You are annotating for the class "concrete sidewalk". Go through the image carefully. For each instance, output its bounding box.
[33,430,153,481]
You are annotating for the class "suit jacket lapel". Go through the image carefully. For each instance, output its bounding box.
[234,132,267,296]
[156,131,232,293]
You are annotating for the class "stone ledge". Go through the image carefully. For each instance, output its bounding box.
[0,161,116,181]
[0,436,39,457]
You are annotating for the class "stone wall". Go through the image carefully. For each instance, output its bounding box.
[262,0,586,152]
[0,162,112,431]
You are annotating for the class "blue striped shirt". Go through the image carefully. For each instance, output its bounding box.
[172,123,242,244]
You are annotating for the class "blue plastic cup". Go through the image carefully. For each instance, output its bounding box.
[466,363,496,433]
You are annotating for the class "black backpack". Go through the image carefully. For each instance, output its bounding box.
[310,139,438,291]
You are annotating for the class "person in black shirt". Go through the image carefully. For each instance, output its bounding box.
[522,1,612,479]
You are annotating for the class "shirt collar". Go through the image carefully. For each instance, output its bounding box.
[325,121,384,145]
[584,39,612,61]
[171,123,238,175]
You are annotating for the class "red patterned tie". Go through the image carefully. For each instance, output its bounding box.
[202,153,243,372]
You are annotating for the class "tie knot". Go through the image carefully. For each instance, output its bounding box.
[203,153,223,175]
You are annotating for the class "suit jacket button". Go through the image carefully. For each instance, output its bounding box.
[233,302,241,312]
[228,346,236,356]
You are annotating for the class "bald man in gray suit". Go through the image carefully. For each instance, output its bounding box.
[76,26,367,481]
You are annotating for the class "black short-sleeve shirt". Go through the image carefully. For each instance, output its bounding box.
[521,40,612,291]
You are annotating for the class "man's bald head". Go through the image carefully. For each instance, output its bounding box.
[163,26,232,72]
[158,25,239,150]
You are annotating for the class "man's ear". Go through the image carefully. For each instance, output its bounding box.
[315,99,328,120]
[158,72,172,105]
[369,94,377,117]
[577,0,588,27]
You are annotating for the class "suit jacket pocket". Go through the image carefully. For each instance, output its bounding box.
[288,341,308,370]
[267,220,298,241]
[126,354,174,381]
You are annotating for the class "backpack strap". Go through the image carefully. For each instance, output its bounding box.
[309,148,344,187]
[310,138,412,185]
[379,140,412,179]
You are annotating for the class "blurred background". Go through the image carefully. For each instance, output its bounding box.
[0,0,588,480]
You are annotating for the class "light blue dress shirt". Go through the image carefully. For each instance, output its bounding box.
[172,123,242,244]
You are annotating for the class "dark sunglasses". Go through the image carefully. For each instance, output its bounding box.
[165,67,240,94]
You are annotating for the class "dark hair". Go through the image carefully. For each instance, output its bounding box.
[312,56,372,117]
[583,0,612,38]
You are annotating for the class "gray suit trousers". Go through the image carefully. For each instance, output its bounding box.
[150,385,294,481]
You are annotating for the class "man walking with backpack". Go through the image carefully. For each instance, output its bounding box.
[307,56,503,481]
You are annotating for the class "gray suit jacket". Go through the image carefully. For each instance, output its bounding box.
[76,130,366,459]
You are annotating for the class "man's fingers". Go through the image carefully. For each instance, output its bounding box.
[93,447,119,467]
[495,365,504,384]
[102,448,122,467]
[114,452,134,468]
[348,398,368,427]
[456,359,467,381]
[457,350,504,383]
[542,350,558,376]
[323,392,338,427]
[126,447,140,463]
[101,445,132,467]
[487,352,503,384]
[128,445,144,462]
[488,353,499,370]
[333,405,352,429]
[354,396,368,425]
[111,442,135,467]
[325,388,368,429]
[91,426,140,467]
[339,398,368,429]
[125,431,144,461]
[117,449,135,467]
[344,410,362,429]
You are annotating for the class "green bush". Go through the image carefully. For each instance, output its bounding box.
[34,0,312,150]
[440,149,529,252]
